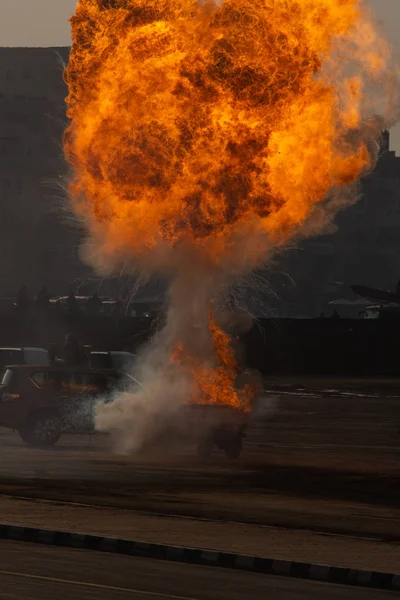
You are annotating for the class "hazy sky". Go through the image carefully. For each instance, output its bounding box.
[1,0,399,149]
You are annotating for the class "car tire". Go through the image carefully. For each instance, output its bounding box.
[19,411,62,447]
[197,431,215,459]
[224,440,243,460]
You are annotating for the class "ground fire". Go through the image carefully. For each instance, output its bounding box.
[64,0,395,441]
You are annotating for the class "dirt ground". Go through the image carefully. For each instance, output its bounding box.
[0,390,399,541]
[0,388,399,573]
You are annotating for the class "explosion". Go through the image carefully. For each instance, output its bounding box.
[171,310,254,410]
[64,0,396,449]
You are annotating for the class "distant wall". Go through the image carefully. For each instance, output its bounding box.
[0,312,399,377]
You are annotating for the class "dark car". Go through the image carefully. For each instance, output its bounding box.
[0,347,49,370]
[182,404,247,459]
[144,403,248,460]
[0,365,133,447]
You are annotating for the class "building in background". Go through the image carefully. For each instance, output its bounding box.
[274,130,400,316]
[0,46,86,296]
[336,131,400,288]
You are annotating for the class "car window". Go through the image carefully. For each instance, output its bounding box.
[1,368,14,386]
[49,372,70,391]
[70,372,108,395]
[30,371,46,388]
[24,349,49,366]
[0,350,23,366]
[32,371,69,391]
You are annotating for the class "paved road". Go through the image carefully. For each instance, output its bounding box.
[0,541,397,599]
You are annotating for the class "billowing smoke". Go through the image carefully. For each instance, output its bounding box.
[64,0,399,452]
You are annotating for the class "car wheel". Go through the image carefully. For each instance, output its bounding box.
[224,440,243,460]
[19,411,61,447]
[197,431,215,459]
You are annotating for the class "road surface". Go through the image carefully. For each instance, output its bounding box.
[0,541,396,599]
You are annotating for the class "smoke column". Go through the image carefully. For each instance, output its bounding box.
[64,0,398,452]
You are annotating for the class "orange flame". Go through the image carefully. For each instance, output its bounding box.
[64,0,388,266]
[171,311,253,412]
[64,0,390,412]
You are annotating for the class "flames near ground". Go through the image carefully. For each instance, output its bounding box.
[64,0,396,446]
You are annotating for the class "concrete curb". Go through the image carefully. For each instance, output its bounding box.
[0,523,399,591]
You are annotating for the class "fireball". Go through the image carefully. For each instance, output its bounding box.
[64,0,392,414]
